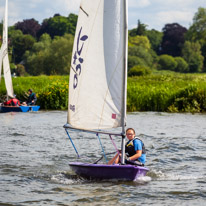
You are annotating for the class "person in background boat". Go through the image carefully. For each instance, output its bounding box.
[3,95,21,106]
[22,89,37,106]
[108,128,146,166]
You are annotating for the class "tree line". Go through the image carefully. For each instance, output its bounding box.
[0,7,206,76]
[128,7,206,76]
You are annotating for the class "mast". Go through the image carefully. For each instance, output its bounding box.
[121,0,128,164]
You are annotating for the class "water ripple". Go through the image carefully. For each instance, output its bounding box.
[1,112,206,205]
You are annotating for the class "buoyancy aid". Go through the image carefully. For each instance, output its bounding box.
[11,98,20,106]
[27,93,37,104]
[125,137,146,157]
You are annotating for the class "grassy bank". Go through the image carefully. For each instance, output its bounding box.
[1,73,206,112]
[127,73,206,112]
[0,75,69,110]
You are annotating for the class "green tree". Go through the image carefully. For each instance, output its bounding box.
[128,65,151,76]
[16,64,27,76]
[186,7,206,41]
[174,57,189,73]
[158,55,177,71]
[24,33,74,75]
[128,46,154,68]
[38,13,77,38]
[128,56,147,70]
[32,33,52,52]
[136,20,147,36]
[67,13,78,34]
[146,29,163,54]
[129,28,137,37]
[24,33,52,75]
[182,41,204,73]
[44,34,73,75]
[47,15,70,37]
[129,35,151,50]
[185,7,206,71]
[129,20,147,37]
[10,30,36,63]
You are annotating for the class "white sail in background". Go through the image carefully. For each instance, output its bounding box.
[0,48,2,81]
[68,0,127,130]
[0,0,14,98]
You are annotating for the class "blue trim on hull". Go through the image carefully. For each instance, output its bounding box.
[0,105,40,113]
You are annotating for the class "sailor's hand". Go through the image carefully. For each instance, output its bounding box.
[125,157,131,161]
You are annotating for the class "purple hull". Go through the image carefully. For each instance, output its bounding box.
[69,162,149,181]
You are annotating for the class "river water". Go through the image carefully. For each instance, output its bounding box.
[0,111,206,206]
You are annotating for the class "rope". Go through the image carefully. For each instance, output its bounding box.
[93,151,116,164]
[109,134,120,154]
[109,134,121,165]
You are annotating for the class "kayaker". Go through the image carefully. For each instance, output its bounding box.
[108,128,146,166]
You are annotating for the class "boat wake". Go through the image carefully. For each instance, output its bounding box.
[50,171,86,185]
[134,176,152,184]
[148,169,205,181]
[50,170,152,185]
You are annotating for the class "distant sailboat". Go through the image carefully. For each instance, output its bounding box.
[64,0,149,181]
[0,0,13,98]
[0,0,40,113]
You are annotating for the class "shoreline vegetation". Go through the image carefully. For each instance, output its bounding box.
[0,72,206,113]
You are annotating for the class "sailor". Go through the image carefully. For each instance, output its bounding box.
[108,128,146,166]
[3,95,21,106]
[125,128,146,166]
[27,89,37,105]
[22,89,37,106]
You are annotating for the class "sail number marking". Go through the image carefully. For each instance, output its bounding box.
[72,27,88,89]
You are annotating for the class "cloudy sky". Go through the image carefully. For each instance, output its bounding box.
[0,0,206,31]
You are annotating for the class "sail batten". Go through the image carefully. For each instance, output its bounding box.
[68,0,127,130]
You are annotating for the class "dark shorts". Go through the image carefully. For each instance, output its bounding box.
[125,159,144,166]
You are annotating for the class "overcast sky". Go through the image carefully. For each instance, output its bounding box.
[0,0,206,31]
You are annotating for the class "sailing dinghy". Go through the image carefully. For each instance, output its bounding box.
[64,0,149,181]
[0,0,40,113]
[0,0,13,99]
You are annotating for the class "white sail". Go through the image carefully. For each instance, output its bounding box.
[0,48,2,81]
[0,0,14,98]
[68,0,128,130]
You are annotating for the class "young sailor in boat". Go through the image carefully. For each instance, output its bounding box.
[108,128,146,166]
[3,95,21,106]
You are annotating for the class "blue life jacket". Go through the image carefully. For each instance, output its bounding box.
[125,137,146,157]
